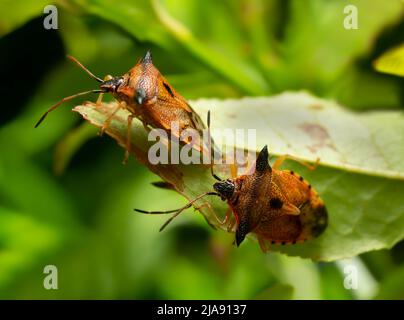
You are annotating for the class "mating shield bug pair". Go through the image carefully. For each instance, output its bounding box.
[135,113,328,251]
[36,51,328,250]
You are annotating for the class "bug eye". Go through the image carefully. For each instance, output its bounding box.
[135,88,146,105]
[100,77,124,92]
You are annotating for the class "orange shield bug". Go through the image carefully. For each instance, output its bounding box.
[135,113,328,251]
[212,145,328,251]
[35,51,206,163]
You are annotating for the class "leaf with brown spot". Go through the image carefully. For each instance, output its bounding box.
[74,92,404,261]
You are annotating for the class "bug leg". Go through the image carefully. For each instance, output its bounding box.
[230,163,238,178]
[99,102,123,136]
[96,75,113,106]
[212,206,236,232]
[273,155,320,171]
[194,201,224,229]
[96,93,104,106]
[142,121,150,132]
[258,236,269,252]
[194,201,213,214]
[134,191,219,231]
[122,114,134,164]
[219,207,232,226]
[195,202,236,232]
[226,215,237,232]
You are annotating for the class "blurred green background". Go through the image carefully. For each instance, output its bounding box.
[0,0,404,299]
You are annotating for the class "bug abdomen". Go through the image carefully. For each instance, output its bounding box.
[253,170,328,249]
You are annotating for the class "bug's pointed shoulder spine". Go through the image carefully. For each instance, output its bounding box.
[141,50,153,64]
[256,145,271,173]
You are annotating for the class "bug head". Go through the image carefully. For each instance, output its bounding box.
[34,55,121,128]
[213,179,235,201]
[89,51,156,107]
[99,76,126,93]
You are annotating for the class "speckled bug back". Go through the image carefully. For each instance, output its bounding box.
[213,146,328,251]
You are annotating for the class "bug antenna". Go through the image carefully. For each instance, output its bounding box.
[207,111,221,181]
[134,191,219,231]
[34,89,104,128]
[67,55,104,83]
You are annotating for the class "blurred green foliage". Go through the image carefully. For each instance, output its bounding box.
[0,0,403,299]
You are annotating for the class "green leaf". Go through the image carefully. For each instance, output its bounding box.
[74,0,270,95]
[318,262,353,299]
[53,123,98,175]
[0,0,50,36]
[271,0,403,93]
[254,283,294,300]
[0,148,78,227]
[329,67,402,110]
[375,263,404,299]
[276,255,321,299]
[73,92,404,261]
[0,207,65,292]
[150,0,270,95]
[374,43,404,77]
[73,0,174,49]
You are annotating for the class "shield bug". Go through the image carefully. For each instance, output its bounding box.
[35,51,206,163]
[212,145,328,251]
[135,113,327,251]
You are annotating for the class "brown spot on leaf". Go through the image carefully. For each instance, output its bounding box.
[308,103,324,110]
[299,123,330,141]
[298,122,334,153]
